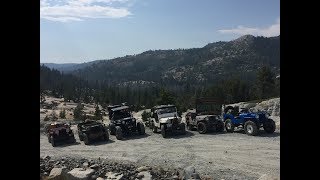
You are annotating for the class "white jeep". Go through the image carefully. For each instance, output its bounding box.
[148,104,186,138]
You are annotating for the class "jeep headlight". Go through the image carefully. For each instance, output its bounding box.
[255,114,259,119]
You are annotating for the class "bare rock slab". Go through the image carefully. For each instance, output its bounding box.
[48,167,68,180]
[67,168,95,180]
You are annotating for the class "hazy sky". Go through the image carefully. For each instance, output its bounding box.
[40,0,280,63]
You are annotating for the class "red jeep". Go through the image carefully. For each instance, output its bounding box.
[46,122,76,147]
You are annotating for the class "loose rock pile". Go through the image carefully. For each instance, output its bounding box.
[40,156,207,180]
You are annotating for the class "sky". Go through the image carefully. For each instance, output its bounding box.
[40,0,280,63]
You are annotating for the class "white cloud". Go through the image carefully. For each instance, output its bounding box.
[218,17,280,37]
[40,0,132,22]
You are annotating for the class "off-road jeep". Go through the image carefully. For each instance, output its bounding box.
[108,106,145,140]
[77,120,109,145]
[148,104,186,138]
[185,98,224,134]
[222,105,276,136]
[46,122,76,147]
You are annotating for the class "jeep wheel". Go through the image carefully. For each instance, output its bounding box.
[187,123,193,131]
[152,124,158,133]
[161,125,167,138]
[83,134,90,145]
[180,123,186,135]
[79,134,83,141]
[197,122,207,134]
[216,121,224,132]
[244,121,259,136]
[137,122,146,135]
[225,119,234,133]
[50,136,56,147]
[115,126,123,140]
[103,133,109,141]
[263,119,276,134]
[109,123,116,135]
[70,135,76,143]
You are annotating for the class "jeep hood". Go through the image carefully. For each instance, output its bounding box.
[158,112,178,119]
[159,117,175,122]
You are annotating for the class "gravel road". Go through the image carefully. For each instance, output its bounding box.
[40,121,280,179]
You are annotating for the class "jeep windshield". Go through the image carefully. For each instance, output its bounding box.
[112,110,131,120]
[157,107,177,115]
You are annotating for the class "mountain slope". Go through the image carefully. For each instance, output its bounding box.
[54,35,280,86]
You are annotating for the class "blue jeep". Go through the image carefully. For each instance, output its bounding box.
[222,105,275,136]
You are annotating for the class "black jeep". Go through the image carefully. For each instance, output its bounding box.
[108,106,145,140]
[185,98,224,134]
[46,122,76,147]
[77,120,109,145]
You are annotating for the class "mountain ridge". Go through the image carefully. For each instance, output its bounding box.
[42,34,280,86]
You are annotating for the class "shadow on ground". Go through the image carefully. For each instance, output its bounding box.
[84,139,116,146]
[163,130,195,139]
[230,129,280,137]
[112,133,151,141]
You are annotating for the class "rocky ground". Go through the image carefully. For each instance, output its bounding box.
[40,156,186,180]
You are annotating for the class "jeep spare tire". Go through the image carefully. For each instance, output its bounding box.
[115,126,123,140]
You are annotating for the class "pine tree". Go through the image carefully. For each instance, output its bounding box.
[59,109,66,119]
[94,105,102,120]
[256,66,276,99]
[74,103,85,121]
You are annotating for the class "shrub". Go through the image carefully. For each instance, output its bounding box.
[141,111,151,122]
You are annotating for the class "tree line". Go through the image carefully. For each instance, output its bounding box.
[40,65,279,113]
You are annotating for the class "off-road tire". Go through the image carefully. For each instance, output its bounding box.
[187,123,194,131]
[83,134,90,145]
[70,135,76,143]
[161,125,167,138]
[149,121,153,129]
[216,121,224,132]
[103,133,109,141]
[152,124,158,133]
[137,122,146,135]
[115,126,123,140]
[225,119,234,133]
[180,123,186,135]
[263,119,276,134]
[79,134,83,141]
[244,121,259,136]
[50,136,56,147]
[197,122,207,134]
[109,123,116,135]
